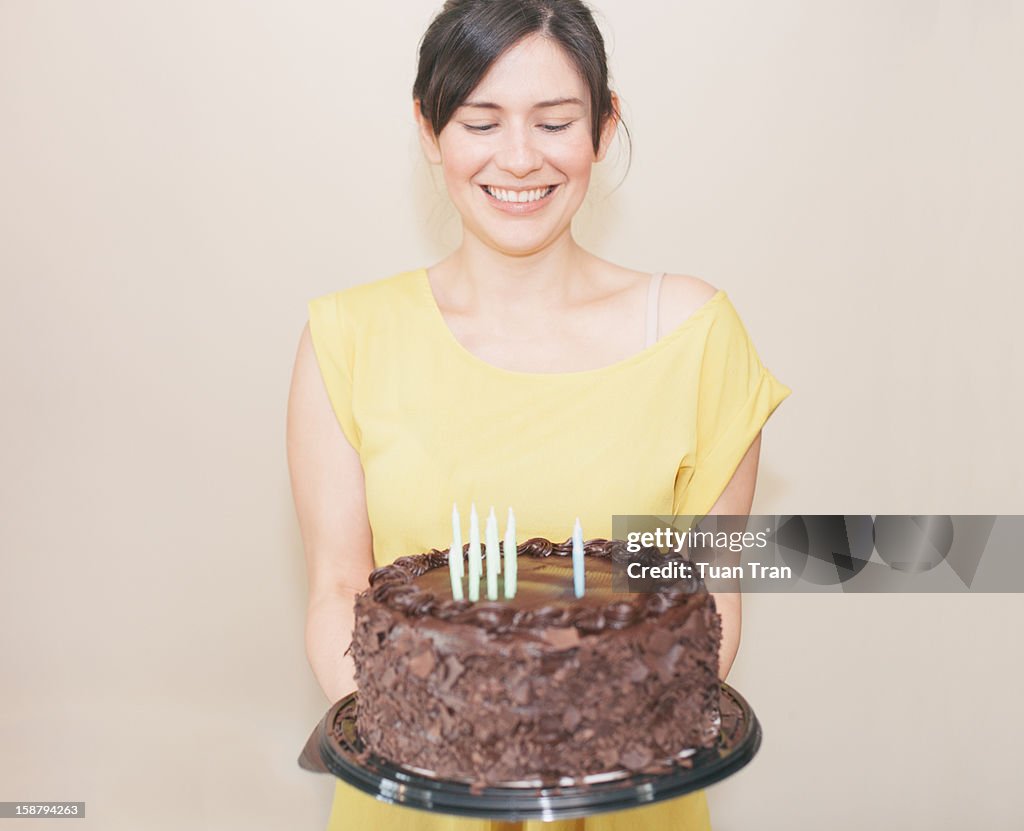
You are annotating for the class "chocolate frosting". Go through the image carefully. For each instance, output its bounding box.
[350,537,724,786]
[367,538,706,634]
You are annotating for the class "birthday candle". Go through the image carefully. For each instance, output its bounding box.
[450,503,463,580]
[572,517,585,598]
[485,507,500,601]
[468,504,482,602]
[449,504,463,600]
[503,507,517,598]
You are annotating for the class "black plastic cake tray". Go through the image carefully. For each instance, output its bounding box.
[298,682,761,821]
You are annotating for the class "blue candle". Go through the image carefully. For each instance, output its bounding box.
[572,517,585,598]
[449,503,463,600]
[503,507,517,599]
[485,507,500,601]
[468,504,482,602]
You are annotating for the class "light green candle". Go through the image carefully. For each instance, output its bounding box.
[485,507,500,601]
[449,503,463,600]
[450,503,463,580]
[503,507,517,598]
[468,504,482,602]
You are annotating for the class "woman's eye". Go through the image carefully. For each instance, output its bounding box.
[461,121,575,134]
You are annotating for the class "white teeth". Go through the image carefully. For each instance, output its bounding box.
[485,186,553,203]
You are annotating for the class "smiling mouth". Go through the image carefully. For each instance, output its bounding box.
[481,185,558,204]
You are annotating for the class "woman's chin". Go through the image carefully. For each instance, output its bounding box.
[469,224,575,259]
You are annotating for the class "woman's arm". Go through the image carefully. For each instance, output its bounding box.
[286,323,375,704]
[657,275,760,681]
[705,432,762,682]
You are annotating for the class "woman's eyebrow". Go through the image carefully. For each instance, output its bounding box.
[460,97,585,111]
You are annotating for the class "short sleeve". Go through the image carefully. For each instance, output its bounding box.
[307,292,361,452]
[675,296,790,516]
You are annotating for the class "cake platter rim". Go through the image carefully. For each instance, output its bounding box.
[298,682,762,821]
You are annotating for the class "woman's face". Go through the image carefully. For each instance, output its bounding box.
[418,35,614,259]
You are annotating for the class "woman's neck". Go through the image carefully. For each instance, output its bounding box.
[431,233,601,324]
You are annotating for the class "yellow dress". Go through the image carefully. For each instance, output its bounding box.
[308,268,790,831]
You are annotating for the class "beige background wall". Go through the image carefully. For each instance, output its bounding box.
[2,1,1022,829]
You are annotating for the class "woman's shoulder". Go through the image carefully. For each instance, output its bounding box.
[310,269,425,323]
[657,273,724,334]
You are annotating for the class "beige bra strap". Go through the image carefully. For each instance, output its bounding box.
[645,272,665,348]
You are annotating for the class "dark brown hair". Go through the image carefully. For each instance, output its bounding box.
[413,0,626,156]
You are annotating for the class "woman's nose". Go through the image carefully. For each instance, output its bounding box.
[494,130,544,178]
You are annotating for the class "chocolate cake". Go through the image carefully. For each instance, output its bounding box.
[349,538,722,786]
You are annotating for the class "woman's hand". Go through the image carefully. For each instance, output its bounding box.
[286,323,376,703]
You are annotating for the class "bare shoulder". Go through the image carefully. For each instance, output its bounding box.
[658,273,719,330]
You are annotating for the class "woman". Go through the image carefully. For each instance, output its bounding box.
[287,1,789,828]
